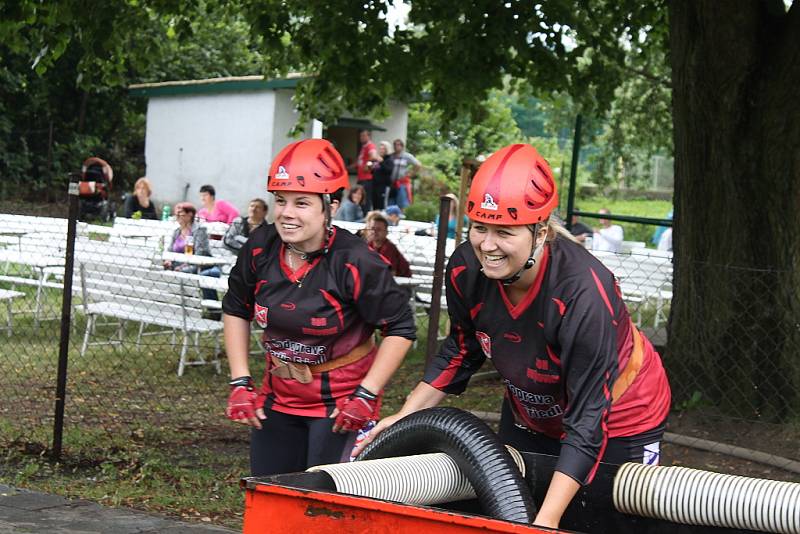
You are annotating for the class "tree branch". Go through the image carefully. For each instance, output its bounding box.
[620,63,671,88]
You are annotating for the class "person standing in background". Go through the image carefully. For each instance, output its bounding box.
[198,184,240,224]
[389,139,421,210]
[371,141,394,211]
[123,177,158,219]
[351,130,381,212]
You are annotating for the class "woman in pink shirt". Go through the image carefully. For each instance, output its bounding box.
[197,184,240,224]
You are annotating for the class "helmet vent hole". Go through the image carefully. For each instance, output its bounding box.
[535,164,551,179]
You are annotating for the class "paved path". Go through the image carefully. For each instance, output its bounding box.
[0,485,237,533]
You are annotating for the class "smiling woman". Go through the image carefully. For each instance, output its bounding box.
[221,139,416,478]
[356,143,672,530]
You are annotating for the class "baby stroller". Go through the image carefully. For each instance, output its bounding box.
[78,157,115,222]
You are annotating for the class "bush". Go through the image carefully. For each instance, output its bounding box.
[404,200,438,223]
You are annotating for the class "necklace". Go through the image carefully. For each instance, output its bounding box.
[286,243,311,261]
[286,247,309,287]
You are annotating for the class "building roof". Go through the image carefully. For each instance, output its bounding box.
[128,74,307,97]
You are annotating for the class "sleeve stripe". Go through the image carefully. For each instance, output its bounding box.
[345,263,361,300]
[450,265,467,299]
[586,371,613,484]
[469,302,483,319]
[590,268,615,317]
[430,327,467,389]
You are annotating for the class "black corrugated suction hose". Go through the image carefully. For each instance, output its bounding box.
[357,406,537,524]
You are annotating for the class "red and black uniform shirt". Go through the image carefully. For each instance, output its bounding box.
[424,237,671,485]
[369,239,412,278]
[223,224,416,418]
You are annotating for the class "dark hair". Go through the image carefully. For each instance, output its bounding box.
[358,129,371,136]
[367,213,389,229]
[199,185,216,197]
[329,188,344,205]
[174,202,197,222]
[249,198,268,212]
[348,185,367,205]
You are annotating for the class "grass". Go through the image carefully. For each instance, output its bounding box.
[573,197,672,245]
[0,282,506,529]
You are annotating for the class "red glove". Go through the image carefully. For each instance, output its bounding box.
[333,385,380,432]
[226,376,258,421]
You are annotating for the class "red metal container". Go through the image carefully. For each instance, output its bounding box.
[242,480,557,534]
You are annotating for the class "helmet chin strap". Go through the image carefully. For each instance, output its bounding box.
[286,194,334,261]
[500,244,541,286]
[500,223,543,286]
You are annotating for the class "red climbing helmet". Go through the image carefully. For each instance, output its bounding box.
[268,139,349,194]
[466,143,558,225]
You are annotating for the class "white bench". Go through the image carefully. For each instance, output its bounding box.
[77,262,223,376]
[0,226,68,327]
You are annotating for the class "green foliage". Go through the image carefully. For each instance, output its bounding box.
[403,200,438,223]
[1,0,673,203]
[408,90,523,194]
[0,1,268,200]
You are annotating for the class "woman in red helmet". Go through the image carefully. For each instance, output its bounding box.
[222,139,416,476]
[358,143,670,528]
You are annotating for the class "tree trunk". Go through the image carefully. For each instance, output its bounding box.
[668,1,800,421]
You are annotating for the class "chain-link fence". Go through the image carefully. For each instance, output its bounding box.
[0,211,239,456]
[1,209,798,484]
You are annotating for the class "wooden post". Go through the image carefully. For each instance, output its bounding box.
[454,159,476,247]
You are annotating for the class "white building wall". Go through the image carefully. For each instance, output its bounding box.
[271,89,313,157]
[374,101,409,145]
[143,87,406,217]
[144,91,276,213]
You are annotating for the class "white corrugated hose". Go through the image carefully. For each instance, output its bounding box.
[613,463,800,534]
[307,446,525,506]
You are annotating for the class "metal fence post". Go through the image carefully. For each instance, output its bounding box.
[565,114,582,231]
[52,174,80,460]
[425,195,453,365]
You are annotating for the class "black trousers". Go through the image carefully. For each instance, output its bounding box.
[250,405,355,476]
[498,398,664,467]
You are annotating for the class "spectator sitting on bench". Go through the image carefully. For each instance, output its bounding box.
[224,198,269,252]
[198,184,240,224]
[592,208,624,253]
[123,177,158,220]
[164,202,220,301]
[365,212,411,277]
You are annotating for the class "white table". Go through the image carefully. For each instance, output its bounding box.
[162,251,231,268]
[0,231,27,252]
[0,288,25,336]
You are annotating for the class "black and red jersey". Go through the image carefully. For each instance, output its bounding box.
[223,224,416,418]
[424,237,671,485]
